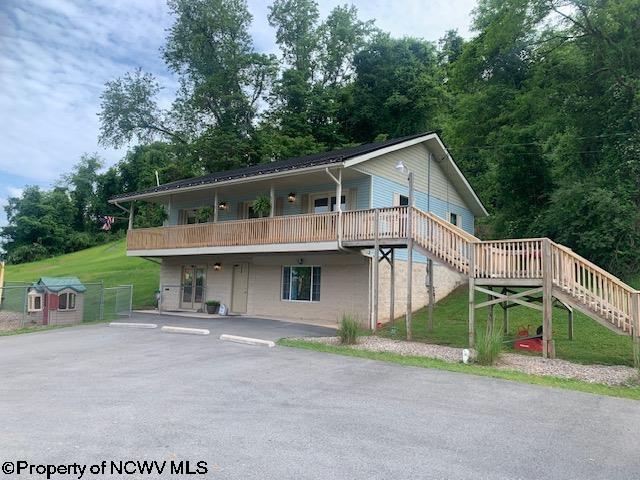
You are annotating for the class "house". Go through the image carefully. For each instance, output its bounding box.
[27,277,86,326]
[110,132,487,327]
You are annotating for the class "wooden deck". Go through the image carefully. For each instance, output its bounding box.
[127,205,640,345]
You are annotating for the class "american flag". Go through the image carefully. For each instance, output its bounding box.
[101,216,115,231]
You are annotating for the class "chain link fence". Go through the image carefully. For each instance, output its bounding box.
[0,282,133,332]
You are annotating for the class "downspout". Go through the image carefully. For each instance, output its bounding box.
[325,165,349,252]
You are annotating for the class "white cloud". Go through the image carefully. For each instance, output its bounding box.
[0,0,475,190]
[6,187,23,198]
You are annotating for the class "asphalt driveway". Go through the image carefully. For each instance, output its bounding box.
[1,314,639,480]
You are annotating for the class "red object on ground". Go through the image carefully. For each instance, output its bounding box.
[514,338,543,352]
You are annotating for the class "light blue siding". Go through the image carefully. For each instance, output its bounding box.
[370,174,475,264]
[370,175,475,233]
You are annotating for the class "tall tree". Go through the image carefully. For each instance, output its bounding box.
[344,35,442,142]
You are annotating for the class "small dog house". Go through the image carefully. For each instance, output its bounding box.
[27,277,86,326]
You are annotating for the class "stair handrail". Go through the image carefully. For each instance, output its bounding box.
[549,240,638,294]
[412,207,480,243]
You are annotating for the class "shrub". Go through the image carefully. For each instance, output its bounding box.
[338,314,359,345]
[205,300,220,307]
[474,329,503,366]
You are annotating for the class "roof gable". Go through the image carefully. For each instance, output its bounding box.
[34,277,86,293]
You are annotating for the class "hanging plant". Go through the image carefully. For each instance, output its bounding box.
[252,195,271,218]
[195,206,214,223]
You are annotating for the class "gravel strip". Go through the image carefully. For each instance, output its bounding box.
[297,336,638,386]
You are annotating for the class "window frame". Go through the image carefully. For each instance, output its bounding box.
[393,193,409,207]
[449,212,459,227]
[58,292,77,311]
[241,201,261,219]
[309,190,350,213]
[281,266,321,303]
[27,293,43,312]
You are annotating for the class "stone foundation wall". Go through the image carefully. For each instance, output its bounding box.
[374,259,465,323]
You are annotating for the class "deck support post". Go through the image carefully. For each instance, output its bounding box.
[567,307,574,340]
[405,175,414,341]
[213,190,219,223]
[128,203,135,230]
[542,238,555,359]
[468,246,476,348]
[389,248,395,332]
[486,287,494,335]
[269,184,275,218]
[632,293,640,368]
[501,288,509,334]
[372,209,380,332]
[427,259,434,332]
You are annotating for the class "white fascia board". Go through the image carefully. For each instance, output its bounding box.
[342,134,436,168]
[108,164,343,204]
[127,241,339,257]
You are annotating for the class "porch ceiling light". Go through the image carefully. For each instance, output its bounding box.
[287,192,296,203]
[218,201,228,210]
[213,263,222,271]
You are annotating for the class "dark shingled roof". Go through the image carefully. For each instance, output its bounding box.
[110,132,433,201]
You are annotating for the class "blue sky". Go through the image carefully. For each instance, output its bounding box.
[0,0,476,226]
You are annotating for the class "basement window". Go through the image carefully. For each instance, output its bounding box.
[282,266,321,302]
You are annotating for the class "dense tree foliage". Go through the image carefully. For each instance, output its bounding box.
[3,0,640,276]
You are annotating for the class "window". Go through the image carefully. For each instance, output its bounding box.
[281,266,321,302]
[449,212,459,227]
[58,292,76,311]
[393,193,409,206]
[311,194,347,213]
[242,201,260,219]
[178,208,212,225]
[27,293,42,312]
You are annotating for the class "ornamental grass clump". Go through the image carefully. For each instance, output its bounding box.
[474,329,503,366]
[338,314,359,345]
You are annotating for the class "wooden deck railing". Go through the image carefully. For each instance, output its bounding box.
[126,206,639,334]
[127,211,339,250]
[412,208,476,274]
[342,207,409,241]
[474,239,544,280]
[550,241,637,333]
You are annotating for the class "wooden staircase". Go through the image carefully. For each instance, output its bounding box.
[408,206,638,339]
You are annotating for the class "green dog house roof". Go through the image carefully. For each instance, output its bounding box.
[31,277,87,293]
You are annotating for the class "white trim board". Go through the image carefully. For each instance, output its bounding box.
[127,241,340,257]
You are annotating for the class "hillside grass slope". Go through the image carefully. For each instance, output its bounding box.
[4,240,159,309]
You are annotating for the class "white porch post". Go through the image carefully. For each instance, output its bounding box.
[128,203,135,230]
[213,190,219,223]
[270,184,275,217]
[335,169,342,212]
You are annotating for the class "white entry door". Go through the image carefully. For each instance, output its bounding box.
[231,263,249,313]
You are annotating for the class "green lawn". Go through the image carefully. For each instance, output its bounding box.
[4,240,159,309]
[380,286,637,367]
